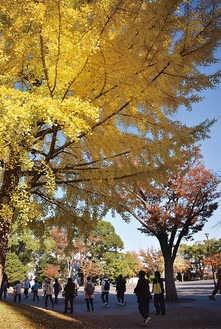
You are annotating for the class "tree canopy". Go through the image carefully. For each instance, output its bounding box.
[0,0,221,283]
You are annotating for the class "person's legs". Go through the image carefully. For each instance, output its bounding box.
[69,297,73,313]
[90,297,94,311]
[159,294,166,314]
[120,291,125,304]
[49,294,54,307]
[24,288,28,298]
[154,295,160,314]
[118,291,124,304]
[105,292,109,304]
[86,298,90,311]
[64,298,69,313]
[18,294,21,303]
[138,301,148,319]
[143,300,149,318]
[101,292,106,304]
[45,295,48,307]
[117,291,121,303]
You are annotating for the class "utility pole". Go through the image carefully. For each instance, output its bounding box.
[205,233,216,286]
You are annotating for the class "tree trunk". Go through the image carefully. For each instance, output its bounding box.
[0,219,11,288]
[0,164,20,287]
[164,256,179,302]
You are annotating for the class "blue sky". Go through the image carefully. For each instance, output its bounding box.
[105,73,221,252]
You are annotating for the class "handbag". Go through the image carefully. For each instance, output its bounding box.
[12,290,16,298]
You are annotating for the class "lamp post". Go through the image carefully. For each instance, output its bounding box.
[205,233,216,286]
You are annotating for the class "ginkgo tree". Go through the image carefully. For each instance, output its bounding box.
[0,0,221,285]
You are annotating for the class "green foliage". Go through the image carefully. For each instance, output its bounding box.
[180,239,221,274]
[5,253,28,284]
[84,220,124,261]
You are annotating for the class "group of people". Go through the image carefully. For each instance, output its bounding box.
[61,274,125,314]
[1,276,63,307]
[2,267,221,327]
[1,270,165,322]
[134,270,166,326]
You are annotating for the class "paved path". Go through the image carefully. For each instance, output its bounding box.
[3,280,221,328]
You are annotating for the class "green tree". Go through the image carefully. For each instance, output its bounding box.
[7,222,56,277]
[5,253,27,284]
[0,0,220,285]
[84,221,124,260]
[180,239,221,280]
[82,220,124,280]
[124,251,143,277]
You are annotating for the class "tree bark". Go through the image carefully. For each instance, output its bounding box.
[164,256,179,302]
[0,220,10,288]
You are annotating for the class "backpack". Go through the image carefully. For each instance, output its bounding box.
[46,283,52,293]
[153,282,161,294]
[85,282,94,295]
[104,280,110,291]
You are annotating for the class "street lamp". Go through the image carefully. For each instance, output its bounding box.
[205,233,216,286]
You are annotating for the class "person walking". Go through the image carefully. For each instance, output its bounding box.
[53,278,62,304]
[209,266,221,300]
[44,278,54,308]
[116,274,126,306]
[74,279,79,298]
[101,275,110,307]
[0,272,8,300]
[152,271,166,315]
[23,277,30,299]
[134,270,152,326]
[84,276,95,311]
[13,280,22,303]
[32,279,40,301]
[63,278,76,314]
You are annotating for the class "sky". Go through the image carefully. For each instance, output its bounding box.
[105,63,221,252]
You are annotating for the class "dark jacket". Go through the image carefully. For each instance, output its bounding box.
[116,278,126,292]
[64,282,76,299]
[134,277,151,302]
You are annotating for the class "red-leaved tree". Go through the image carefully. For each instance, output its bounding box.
[117,149,220,302]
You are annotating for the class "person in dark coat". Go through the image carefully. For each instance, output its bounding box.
[116,274,126,306]
[53,278,62,304]
[209,266,221,300]
[0,272,8,300]
[152,271,166,315]
[63,278,76,314]
[134,270,151,326]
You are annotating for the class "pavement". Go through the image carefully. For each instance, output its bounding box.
[2,280,221,329]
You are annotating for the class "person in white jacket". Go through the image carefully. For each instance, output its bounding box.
[44,279,54,308]
[101,275,110,306]
[13,280,22,303]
